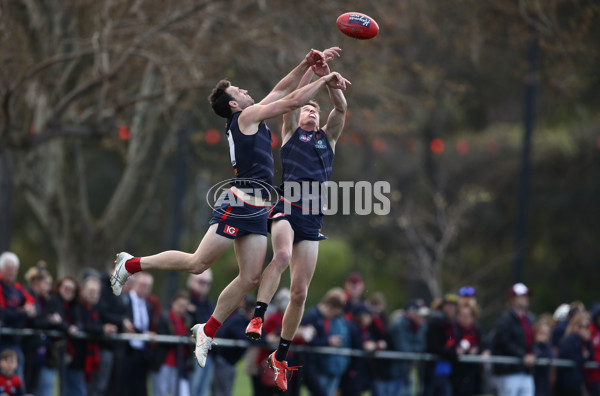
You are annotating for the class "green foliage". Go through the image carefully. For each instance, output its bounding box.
[306,238,354,307]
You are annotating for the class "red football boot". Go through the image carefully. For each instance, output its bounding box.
[245,316,263,340]
[266,352,300,392]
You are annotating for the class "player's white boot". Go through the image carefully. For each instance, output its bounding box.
[191,323,215,368]
[110,252,133,296]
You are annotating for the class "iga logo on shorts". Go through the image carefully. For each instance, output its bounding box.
[206,178,279,219]
[224,225,238,236]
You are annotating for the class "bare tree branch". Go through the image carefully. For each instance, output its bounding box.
[50,1,210,121]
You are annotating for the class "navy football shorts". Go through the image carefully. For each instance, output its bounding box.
[209,191,269,239]
[268,199,327,243]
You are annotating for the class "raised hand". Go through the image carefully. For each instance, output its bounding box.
[311,61,330,77]
[323,72,351,90]
[322,46,342,62]
[305,49,327,66]
[312,47,342,77]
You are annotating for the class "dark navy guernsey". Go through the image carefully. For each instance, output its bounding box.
[280,127,334,213]
[225,111,274,198]
[207,111,273,239]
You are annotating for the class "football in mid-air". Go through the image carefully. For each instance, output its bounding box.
[336,12,379,40]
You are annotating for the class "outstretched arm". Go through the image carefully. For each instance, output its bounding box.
[259,47,341,105]
[281,68,316,144]
[239,72,350,135]
[323,84,348,151]
[281,58,337,144]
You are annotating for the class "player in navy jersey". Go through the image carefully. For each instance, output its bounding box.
[245,62,348,391]
[110,47,350,369]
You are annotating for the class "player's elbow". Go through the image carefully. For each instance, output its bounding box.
[332,96,347,113]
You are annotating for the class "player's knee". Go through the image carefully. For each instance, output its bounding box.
[190,258,213,275]
[272,249,292,269]
[289,287,308,306]
[241,272,261,290]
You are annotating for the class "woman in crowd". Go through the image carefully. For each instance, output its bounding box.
[452,302,482,396]
[78,276,118,396]
[556,311,594,396]
[340,302,387,396]
[46,276,81,396]
[23,262,54,395]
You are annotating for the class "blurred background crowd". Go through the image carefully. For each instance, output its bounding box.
[1,251,599,396]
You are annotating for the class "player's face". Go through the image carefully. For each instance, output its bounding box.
[226,85,254,109]
[299,105,320,130]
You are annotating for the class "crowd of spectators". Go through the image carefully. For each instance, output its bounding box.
[1,250,599,396]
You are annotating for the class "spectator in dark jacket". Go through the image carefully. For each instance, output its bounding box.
[151,291,193,396]
[424,294,458,396]
[46,275,82,396]
[0,251,36,388]
[556,311,594,396]
[33,274,72,396]
[124,272,156,396]
[89,266,133,396]
[532,315,554,396]
[493,283,536,396]
[78,276,118,396]
[343,272,365,322]
[188,270,215,396]
[452,302,483,396]
[340,302,386,396]
[301,287,349,396]
[552,301,586,352]
[387,299,427,396]
[23,261,53,395]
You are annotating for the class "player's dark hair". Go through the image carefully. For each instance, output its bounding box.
[209,79,234,118]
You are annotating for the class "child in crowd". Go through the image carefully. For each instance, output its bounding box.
[533,315,555,396]
[0,349,23,396]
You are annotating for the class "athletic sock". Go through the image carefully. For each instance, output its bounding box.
[125,257,142,274]
[253,302,268,320]
[204,316,222,338]
[275,337,292,362]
